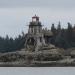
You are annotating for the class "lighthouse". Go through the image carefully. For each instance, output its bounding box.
[25,15,45,52]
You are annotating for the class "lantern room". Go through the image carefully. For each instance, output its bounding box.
[32,15,39,22]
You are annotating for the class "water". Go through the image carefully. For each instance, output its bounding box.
[0,67,75,75]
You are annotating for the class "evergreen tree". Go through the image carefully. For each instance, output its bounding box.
[51,23,57,35]
[57,21,61,33]
[66,22,73,43]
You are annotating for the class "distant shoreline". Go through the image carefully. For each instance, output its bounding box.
[0,61,75,67]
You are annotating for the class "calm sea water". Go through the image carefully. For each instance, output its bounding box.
[0,67,74,75]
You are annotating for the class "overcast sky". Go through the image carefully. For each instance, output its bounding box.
[0,0,75,38]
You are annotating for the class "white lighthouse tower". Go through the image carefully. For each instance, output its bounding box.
[25,15,45,52]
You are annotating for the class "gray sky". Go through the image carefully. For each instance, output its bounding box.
[0,0,75,38]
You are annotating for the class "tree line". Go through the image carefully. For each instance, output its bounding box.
[0,32,25,52]
[51,22,75,49]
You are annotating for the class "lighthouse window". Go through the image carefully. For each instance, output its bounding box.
[40,37,42,42]
[31,29,33,33]
[39,27,41,33]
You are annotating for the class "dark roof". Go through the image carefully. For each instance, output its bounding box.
[32,15,39,19]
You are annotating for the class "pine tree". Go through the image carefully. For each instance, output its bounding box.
[57,21,61,33]
[51,23,57,35]
[67,22,73,42]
